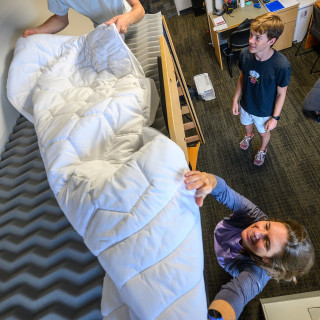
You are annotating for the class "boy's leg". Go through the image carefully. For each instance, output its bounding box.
[239,109,254,150]
[259,131,270,151]
[244,124,254,137]
[239,124,254,150]
[253,116,271,166]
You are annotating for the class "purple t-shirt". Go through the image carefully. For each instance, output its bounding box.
[210,175,271,320]
[214,220,244,269]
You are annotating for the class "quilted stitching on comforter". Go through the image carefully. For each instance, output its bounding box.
[7,23,207,319]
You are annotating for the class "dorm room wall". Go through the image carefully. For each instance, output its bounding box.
[0,0,92,155]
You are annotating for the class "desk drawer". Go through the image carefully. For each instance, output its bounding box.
[277,6,298,23]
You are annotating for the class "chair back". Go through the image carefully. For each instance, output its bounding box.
[311,4,320,41]
[230,26,251,50]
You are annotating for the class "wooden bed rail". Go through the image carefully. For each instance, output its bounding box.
[159,17,205,169]
[159,35,189,161]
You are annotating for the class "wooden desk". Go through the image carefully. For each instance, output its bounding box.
[272,3,299,51]
[208,1,298,70]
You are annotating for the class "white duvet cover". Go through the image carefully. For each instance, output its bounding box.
[7,24,207,319]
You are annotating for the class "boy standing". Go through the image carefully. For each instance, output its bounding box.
[232,13,291,166]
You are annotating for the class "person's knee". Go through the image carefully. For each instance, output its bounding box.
[259,131,270,137]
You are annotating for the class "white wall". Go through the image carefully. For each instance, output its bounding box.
[0,0,92,154]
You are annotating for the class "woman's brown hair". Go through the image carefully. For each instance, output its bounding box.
[249,219,314,282]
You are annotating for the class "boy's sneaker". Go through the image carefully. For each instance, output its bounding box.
[239,133,254,150]
[254,149,267,166]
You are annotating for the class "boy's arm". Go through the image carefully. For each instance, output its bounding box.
[264,85,288,132]
[232,71,243,116]
[105,0,145,34]
[23,14,69,37]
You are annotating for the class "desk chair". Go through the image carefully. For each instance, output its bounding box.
[223,26,251,77]
[295,3,320,74]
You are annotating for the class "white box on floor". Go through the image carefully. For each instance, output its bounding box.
[260,291,320,320]
[194,73,216,101]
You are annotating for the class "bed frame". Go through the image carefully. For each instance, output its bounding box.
[160,17,205,167]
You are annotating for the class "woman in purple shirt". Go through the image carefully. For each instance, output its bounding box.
[184,171,314,320]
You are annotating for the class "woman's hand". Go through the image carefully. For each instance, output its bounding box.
[184,171,217,207]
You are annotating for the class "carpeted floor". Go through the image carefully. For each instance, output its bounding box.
[141,0,178,17]
[167,12,320,320]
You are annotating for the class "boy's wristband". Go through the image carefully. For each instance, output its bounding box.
[271,115,280,120]
[208,309,224,320]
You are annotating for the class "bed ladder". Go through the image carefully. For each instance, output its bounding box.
[161,17,205,170]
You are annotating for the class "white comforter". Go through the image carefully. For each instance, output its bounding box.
[7,24,207,319]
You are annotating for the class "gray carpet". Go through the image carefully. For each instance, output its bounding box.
[166,12,320,320]
[141,0,178,17]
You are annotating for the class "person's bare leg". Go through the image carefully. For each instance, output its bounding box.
[240,124,254,150]
[253,131,270,166]
[244,124,253,137]
[259,131,270,151]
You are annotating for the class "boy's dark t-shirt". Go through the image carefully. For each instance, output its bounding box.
[239,47,291,117]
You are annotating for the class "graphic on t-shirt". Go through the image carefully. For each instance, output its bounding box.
[249,70,260,84]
